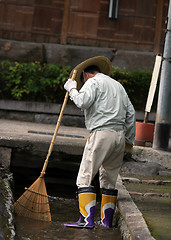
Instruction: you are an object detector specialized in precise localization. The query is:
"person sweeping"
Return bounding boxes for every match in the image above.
[64,56,135,229]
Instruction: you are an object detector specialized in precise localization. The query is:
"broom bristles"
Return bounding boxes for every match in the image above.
[14,177,51,222]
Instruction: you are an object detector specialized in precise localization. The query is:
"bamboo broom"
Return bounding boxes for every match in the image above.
[14,70,77,222]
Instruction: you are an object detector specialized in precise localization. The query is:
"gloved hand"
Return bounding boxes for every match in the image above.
[64,78,77,92]
[125,142,133,153]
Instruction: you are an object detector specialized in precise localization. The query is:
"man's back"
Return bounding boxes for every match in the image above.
[81,73,130,132]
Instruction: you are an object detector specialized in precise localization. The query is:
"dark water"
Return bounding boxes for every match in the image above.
[12,159,121,240]
[15,196,122,240]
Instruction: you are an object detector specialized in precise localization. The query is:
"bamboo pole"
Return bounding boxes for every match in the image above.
[40,69,77,177]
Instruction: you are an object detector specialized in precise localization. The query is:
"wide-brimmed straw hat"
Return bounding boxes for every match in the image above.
[69,56,112,90]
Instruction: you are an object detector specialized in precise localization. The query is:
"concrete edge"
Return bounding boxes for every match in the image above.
[116,175,155,240]
[0,100,156,121]
[0,99,83,116]
[132,146,171,169]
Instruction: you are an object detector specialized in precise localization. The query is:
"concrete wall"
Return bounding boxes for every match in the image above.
[0,100,156,127]
[0,39,156,71]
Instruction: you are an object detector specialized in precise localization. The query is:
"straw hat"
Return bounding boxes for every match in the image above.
[69,56,112,90]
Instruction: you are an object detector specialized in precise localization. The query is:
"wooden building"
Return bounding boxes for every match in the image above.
[0,0,169,54]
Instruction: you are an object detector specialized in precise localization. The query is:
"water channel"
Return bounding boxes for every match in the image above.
[15,197,121,240]
[13,170,122,240]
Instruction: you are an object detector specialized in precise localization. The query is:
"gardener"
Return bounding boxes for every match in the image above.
[64,56,135,229]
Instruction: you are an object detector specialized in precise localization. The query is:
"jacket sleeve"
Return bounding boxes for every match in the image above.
[124,96,136,146]
[69,79,97,110]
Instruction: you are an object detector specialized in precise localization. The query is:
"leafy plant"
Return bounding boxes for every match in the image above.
[0,61,155,110]
[111,67,156,110]
[0,61,71,103]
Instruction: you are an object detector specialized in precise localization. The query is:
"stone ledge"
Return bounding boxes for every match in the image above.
[0,100,83,116]
[116,175,155,240]
[0,39,114,68]
[112,50,156,71]
[132,146,171,169]
[0,100,156,123]
[0,38,156,71]
[0,100,85,127]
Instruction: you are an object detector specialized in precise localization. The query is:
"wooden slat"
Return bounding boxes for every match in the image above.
[154,0,164,53]
[60,0,70,44]
[0,0,169,51]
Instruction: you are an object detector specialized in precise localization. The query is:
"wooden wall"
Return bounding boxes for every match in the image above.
[0,0,64,42]
[0,0,169,53]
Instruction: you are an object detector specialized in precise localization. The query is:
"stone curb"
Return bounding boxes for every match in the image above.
[0,99,155,121]
[129,191,171,198]
[122,177,171,185]
[132,146,171,169]
[0,99,83,116]
[116,175,155,240]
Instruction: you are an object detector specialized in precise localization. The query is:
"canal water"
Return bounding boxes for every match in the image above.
[12,149,122,240]
[14,189,122,240]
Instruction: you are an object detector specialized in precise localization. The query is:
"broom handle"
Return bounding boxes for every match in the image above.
[40,70,77,177]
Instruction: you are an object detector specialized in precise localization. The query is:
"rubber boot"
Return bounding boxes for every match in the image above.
[100,188,118,228]
[65,186,96,229]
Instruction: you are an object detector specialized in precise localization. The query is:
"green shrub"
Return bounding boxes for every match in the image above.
[111,67,156,111]
[0,61,71,103]
[0,61,156,110]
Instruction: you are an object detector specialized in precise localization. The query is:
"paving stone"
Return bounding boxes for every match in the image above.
[141,180,163,185]
[121,161,166,176]
[159,171,171,176]
[122,177,141,183]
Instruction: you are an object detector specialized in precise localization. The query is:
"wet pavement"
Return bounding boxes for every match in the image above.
[0,119,89,156]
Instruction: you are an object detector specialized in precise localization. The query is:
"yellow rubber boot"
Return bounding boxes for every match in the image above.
[65,187,96,228]
[101,188,118,228]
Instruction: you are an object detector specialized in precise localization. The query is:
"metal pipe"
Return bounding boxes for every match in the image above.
[153,0,171,150]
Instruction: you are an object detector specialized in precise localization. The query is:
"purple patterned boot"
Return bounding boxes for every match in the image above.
[100,188,118,228]
[65,187,96,229]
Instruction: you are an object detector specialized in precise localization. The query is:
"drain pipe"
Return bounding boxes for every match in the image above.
[153,0,171,151]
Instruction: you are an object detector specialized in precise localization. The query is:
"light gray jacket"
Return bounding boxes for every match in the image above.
[69,73,135,145]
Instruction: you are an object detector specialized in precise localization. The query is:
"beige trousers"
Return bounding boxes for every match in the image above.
[76,129,125,189]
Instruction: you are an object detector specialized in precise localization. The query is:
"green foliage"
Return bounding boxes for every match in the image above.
[0,61,155,110]
[111,67,154,110]
[0,61,71,103]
